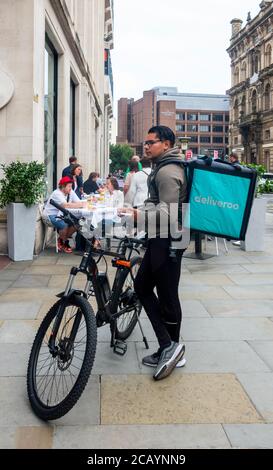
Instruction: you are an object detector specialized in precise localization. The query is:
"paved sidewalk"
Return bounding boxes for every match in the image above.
[0,210,273,449]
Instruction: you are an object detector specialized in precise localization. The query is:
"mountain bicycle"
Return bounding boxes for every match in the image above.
[27,200,148,421]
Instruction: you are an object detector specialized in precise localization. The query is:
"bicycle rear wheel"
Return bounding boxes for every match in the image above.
[27,295,97,421]
[111,256,142,341]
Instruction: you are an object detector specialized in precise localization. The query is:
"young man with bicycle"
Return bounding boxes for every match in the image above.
[119,125,188,381]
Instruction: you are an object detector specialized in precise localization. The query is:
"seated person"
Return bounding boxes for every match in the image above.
[106,177,124,208]
[83,172,99,195]
[43,176,86,253]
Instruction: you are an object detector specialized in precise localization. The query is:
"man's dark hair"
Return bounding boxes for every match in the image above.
[89,172,98,180]
[148,126,176,147]
[69,156,77,164]
[141,157,151,168]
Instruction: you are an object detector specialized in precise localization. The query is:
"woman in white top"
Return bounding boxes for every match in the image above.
[123,161,139,206]
[129,157,152,207]
[106,177,124,208]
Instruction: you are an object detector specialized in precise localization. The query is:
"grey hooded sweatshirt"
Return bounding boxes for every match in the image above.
[138,147,188,241]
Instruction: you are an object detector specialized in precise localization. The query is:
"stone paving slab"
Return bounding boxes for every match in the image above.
[136,341,270,374]
[181,300,211,318]
[180,286,232,301]
[0,270,22,281]
[0,320,41,344]
[186,264,250,274]
[182,318,273,341]
[0,343,31,376]
[202,300,273,318]
[237,373,273,422]
[0,287,59,302]
[248,341,273,371]
[0,281,14,294]
[182,274,235,286]
[0,426,54,449]
[53,424,231,449]
[48,274,87,289]
[242,264,273,274]
[0,301,42,320]
[23,265,72,276]
[31,257,58,266]
[223,285,273,300]
[227,273,273,285]
[101,374,263,425]
[0,377,46,426]
[92,342,140,375]
[224,424,273,449]
[12,275,50,288]
[54,376,100,426]
[7,261,33,271]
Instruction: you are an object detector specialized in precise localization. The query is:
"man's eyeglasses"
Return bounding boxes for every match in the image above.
[143,139,161,147]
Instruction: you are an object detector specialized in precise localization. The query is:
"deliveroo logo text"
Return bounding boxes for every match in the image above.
[194,196,240,211]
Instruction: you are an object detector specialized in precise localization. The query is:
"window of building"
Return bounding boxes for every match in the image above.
[225,115,230,122]
[70,78,76,157]
[234,137,238,145]
[44,34,58,196]
[265,83,271,111]
[252,90,257,113]
[200,136,211,143]
[251,52,260,75]
[241,95,246,118]
[265,129,271,140]
[191,147,198,155]
[187,124,198,132]
[234,66,239,85]
[234,99,239,121]
[176,113,185,120]
[176,124,185,132]
[188,135,198,143]
[213,137,224,144]
[241,62,247,81]
[265,44,272,67]
[213,126,223,133]
[200,125,211,132]
[225,137,229,145]
[200,114,211,121]
[213,114,224,122]
[225,126,229,133]
[187,113,198,121]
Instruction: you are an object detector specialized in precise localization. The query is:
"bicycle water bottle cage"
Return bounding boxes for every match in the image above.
[113,340,128,356]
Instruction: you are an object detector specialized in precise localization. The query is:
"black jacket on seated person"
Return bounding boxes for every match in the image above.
[83,179,99,194]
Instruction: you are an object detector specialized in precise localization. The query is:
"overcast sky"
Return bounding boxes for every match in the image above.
[111,0,261,113]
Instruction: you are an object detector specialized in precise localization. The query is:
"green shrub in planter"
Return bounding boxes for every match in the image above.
[0,161,46,208]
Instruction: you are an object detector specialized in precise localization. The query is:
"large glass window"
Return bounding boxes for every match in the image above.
[44,35,58,195]
[213,126,224,133]
[213,136,224,144]
[200,125,211,132]
[187,113,198,121]
[187,124,198,132]
[176,124,185,132]
[200,114,211,121]
[200,136,211,144]
[70,78,76,156]
[213,114,224,122]
[188,135,198,143]
[176,113,185,121]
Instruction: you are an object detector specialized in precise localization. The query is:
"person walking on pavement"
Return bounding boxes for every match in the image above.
[129,157,152,207]
[118,126,187,381]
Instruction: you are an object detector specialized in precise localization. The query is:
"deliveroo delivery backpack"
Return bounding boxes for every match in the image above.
[186,157,258,241]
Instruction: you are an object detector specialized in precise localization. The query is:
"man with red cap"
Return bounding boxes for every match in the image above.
[43,176,87,253]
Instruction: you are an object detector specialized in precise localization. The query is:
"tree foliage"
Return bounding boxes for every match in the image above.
[109,144,134,173]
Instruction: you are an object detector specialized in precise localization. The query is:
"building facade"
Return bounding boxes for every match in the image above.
[227,0,273,170]
[117,87,230,157]
[0,0,114,253]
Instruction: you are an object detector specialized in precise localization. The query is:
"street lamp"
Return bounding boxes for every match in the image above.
[177,136,192,159]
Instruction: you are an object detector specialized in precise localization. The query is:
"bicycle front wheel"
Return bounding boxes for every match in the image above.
[27,295,97,421]
[111,256,142,341]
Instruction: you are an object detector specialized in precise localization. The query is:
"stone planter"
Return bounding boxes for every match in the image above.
[241,197,267,252]
[7,203,38,261]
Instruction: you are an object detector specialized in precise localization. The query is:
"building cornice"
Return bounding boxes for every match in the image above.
[227,6,273,53]
[50,0,103,115]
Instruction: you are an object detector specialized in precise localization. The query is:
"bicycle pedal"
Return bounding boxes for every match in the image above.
[113,340,127,356]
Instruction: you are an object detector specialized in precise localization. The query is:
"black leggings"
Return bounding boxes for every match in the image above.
[134,241,183,349]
